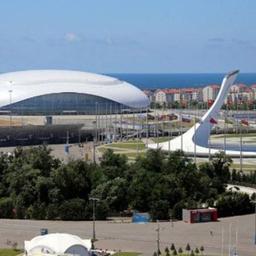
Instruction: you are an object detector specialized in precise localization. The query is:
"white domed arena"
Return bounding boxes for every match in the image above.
[0,70,149,115]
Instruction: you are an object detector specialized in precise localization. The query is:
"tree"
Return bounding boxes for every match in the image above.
[59,198,86,220]
[170,243,176,251]
[199,246,204,255]
[100,149,128,179]
[172,249,177,256]
[150,200,170,221]
[51,160,92,200]
[185,243,191,255]
[137,149,165,173]
[95,200,109,220]
[0,197,14,218]
[190,250,195,256]
[127,169,154,211]
[216,191,254,217]
[195,248,199,255]
[178,248,183,255]
[210,152,232,183]
[91,177,128,213]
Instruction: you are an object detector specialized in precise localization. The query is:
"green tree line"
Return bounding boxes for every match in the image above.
[0,146,254,220]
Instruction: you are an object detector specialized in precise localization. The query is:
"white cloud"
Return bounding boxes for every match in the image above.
[64,32,80,43]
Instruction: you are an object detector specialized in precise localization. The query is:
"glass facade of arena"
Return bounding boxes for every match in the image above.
[0,93,134,115]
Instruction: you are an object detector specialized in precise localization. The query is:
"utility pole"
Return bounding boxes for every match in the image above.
[156,220,160,256]
[252,200,256,245]
[89,197,100,243]
[8,88,13,127]
[254,200,256,245]
[239,124,243,172]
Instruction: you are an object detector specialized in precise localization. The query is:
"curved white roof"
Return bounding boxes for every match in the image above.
[25,233,91,254]
[0,70,149,108]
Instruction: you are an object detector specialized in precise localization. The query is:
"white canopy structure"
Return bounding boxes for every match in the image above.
[24,233,91,256]
[148,70,256,157]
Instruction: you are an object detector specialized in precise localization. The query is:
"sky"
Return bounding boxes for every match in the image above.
[0,0,256,73]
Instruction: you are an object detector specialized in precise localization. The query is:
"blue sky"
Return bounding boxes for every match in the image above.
[0,0,255,73]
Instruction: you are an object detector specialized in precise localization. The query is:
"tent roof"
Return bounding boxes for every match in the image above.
[25,233,91,254]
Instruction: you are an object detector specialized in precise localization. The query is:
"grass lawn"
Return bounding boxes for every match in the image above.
[106,142,145,150]
[123,152,145,158]
[0,249,22,256]
[152,137,173,143]
[231,163,256,171]
[98,147,127,153]
[113,252,141,256]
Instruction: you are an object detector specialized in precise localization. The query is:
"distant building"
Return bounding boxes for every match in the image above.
[202,85,220,102]
[143,89,155,102]
[154,89,179,105]
[251,84,256,100]
[226,84,254,105]
[154,88,202,106]
[181,88,203,103]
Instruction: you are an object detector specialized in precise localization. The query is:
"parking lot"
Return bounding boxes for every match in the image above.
[0,214,255,256]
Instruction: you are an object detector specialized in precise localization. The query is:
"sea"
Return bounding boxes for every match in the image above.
[108,73,256,90]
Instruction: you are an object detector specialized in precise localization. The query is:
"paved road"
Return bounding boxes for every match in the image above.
[0,214,255,256]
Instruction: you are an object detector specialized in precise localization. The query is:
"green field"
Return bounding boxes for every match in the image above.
[231,163,256,171]
[106,142,145,150]
[152,136,173,143]
[122,152,145,158]
[114,252,141,256]
[0,249,22,256]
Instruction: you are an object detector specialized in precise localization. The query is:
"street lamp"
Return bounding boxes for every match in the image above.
[252,199,256,245]
[8,89,12,126]
[156,220,160,256]
[8,81,13,127]
[89,197,100,243]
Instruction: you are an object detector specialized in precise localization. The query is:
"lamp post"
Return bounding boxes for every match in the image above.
[8,81,13,126]
[89,197,100,243]
[252,200,256,245]
[156,220,160,256]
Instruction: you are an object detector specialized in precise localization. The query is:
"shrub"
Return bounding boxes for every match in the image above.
[59,198,86,220]
[0,197,14,218]
[150,200,170,221]
[185,243,191,252]
[96,200,109,220]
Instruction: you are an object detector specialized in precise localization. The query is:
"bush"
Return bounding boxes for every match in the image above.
[96,200,109,220]
[216,192,254,217]
[46,204,60,220]
[59,198,86,220]
[0,198,14,218]
[150,200,170,221]
[26,203,47,220]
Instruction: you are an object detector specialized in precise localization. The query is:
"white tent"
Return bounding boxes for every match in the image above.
[24,233,91,256]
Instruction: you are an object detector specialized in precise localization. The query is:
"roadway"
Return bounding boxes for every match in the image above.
[0,214,255,256]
